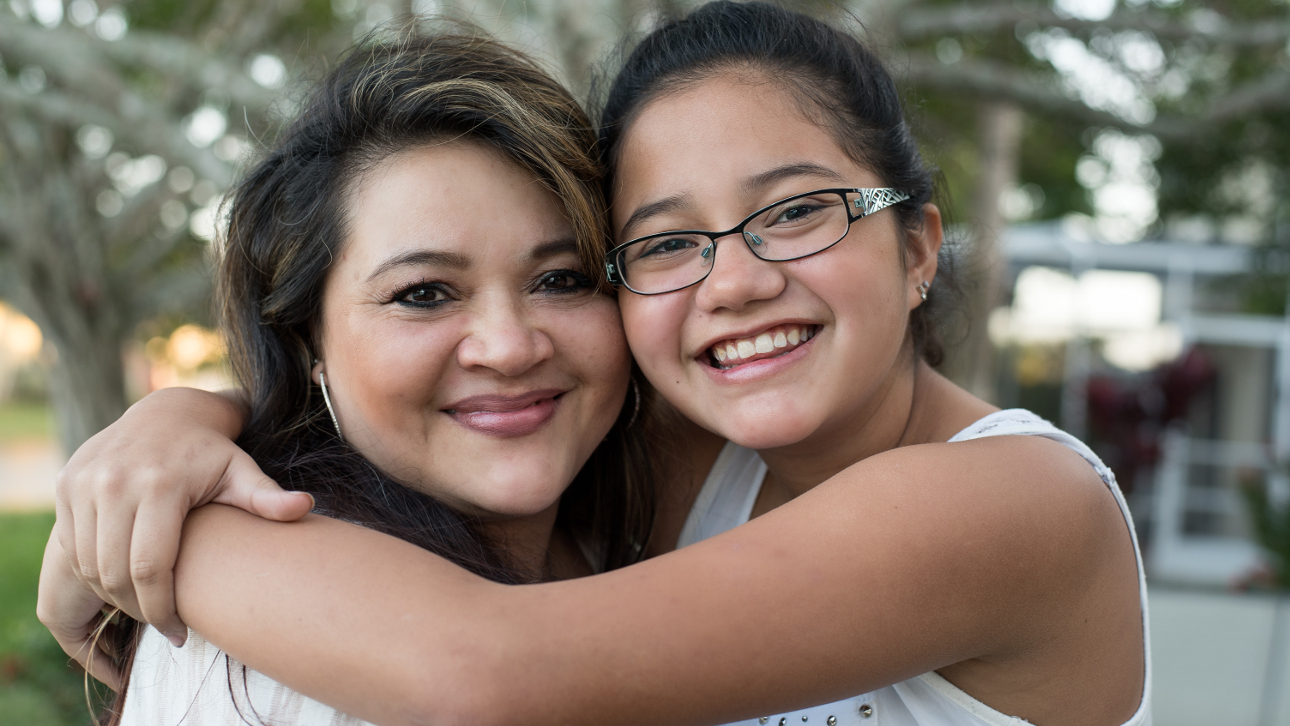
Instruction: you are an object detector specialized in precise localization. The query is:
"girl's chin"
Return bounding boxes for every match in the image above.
[708,415,817,452]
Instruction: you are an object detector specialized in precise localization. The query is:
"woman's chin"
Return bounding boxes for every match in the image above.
[456,476,569,520]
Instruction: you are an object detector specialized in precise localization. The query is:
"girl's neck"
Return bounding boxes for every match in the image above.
[754,361,993,510]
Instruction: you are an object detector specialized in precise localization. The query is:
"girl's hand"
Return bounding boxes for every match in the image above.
[36,532,122,691]
[52,387,313,646]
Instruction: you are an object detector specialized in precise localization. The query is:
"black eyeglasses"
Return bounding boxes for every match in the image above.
[604,188,910,295]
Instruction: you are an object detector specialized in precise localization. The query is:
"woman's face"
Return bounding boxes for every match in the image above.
[315,141,630,521]
[612,73,940,451]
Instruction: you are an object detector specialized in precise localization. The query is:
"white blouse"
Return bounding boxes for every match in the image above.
[121,624,372,726]
[677,409,1153,726]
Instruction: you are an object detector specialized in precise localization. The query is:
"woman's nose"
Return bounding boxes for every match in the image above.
[694,236,787,313]
[456,297,554,376]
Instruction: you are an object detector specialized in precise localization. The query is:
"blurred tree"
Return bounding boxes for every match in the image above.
[1,0,1286,452]
[0,0,343,452]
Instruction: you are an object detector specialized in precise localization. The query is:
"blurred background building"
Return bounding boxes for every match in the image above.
[0,0,1287,723]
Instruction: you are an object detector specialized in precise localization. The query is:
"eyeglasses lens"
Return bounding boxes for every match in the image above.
[619,192,851,294]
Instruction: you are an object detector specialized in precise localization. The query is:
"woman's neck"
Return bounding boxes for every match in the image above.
[477,501,592,582]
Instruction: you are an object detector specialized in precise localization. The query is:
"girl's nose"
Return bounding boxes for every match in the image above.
[694,236,787,313]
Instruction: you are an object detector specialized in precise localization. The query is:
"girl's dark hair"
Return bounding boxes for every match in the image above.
[99,27,658,726]
[597,0,959,366]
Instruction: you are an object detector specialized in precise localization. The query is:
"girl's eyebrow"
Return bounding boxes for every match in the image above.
[620,162,849,238]
[741,162,848,193]
[366,249,471,281]
[620,194,691,239]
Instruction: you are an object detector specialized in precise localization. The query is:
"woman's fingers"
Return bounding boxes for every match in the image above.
[212,449,312,521]
[130,498,189,646]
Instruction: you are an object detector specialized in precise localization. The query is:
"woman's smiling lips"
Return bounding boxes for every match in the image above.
[444,389,566,437]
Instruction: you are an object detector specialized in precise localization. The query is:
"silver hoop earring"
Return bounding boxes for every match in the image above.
[626,378,642,428]
[318,371,343,438]
[918,281,931,301]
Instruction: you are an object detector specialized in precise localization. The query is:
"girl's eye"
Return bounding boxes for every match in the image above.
[773,203,821,225]
[641,236,698,259]
[395,284,450,307]
[536,270,593,293]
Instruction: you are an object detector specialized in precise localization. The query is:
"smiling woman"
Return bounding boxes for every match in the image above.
[39,29,658,726]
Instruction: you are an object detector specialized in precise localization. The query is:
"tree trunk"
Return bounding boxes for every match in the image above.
[46,332,128,456]
[941,100,1023,402]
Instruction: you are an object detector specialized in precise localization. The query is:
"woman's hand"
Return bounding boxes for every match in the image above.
[36,532,122,691]
[53,386,313,646]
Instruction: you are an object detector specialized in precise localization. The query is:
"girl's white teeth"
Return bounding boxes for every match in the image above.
[709,325,816,367]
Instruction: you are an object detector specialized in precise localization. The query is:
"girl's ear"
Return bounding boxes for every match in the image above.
[311,359,324,386]
[907,203,944,311]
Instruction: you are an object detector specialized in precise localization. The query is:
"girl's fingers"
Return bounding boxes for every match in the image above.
[71,500,108,603]
[213,449,312,522]
[96,503,142,622]
[37,534,123,691]
[130,498,189,646]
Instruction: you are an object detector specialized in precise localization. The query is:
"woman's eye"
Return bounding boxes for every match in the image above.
[537,270,593,293]
[396,284,449,307]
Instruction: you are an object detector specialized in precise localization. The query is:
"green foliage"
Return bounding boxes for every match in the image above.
[0,512,100,726]
[0,404,52,443]
[1242,477,1290,589]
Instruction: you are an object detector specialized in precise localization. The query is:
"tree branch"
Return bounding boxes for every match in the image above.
[898,54,1195,139]
[1204,69,1290,124]
[0,77,233,185]
[898,3,1290,47]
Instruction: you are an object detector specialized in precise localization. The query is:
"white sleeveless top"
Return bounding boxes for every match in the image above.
[121,625,372,725]
[678,409,1153,726]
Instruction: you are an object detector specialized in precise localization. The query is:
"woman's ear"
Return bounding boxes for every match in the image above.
[907,203,944,310]
[311,359,324,386]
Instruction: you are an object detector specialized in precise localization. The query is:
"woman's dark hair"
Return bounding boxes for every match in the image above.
[97,27,659,726]
[221,29,654,582]
[596,0,960,366]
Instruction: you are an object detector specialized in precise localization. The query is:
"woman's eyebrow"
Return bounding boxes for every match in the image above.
[367,249,471,281]
[527,238,579,261]
[741,162,849,194]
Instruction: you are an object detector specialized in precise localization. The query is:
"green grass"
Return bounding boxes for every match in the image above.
[0,403,53,443]
[0,512,97,726]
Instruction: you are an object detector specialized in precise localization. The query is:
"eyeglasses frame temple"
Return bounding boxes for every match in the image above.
[849,188,912,220]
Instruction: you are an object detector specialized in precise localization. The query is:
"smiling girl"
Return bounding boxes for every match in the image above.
[42,4,1148,726]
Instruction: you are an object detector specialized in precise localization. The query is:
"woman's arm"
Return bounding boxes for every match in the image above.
[175,434,1138,726]
[54,386,313,645]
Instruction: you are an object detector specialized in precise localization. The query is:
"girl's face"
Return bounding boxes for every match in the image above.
[316,141,630,521]
[612,74,940,451]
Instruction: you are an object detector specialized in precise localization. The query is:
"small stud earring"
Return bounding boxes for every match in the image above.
[918,280,931,301]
